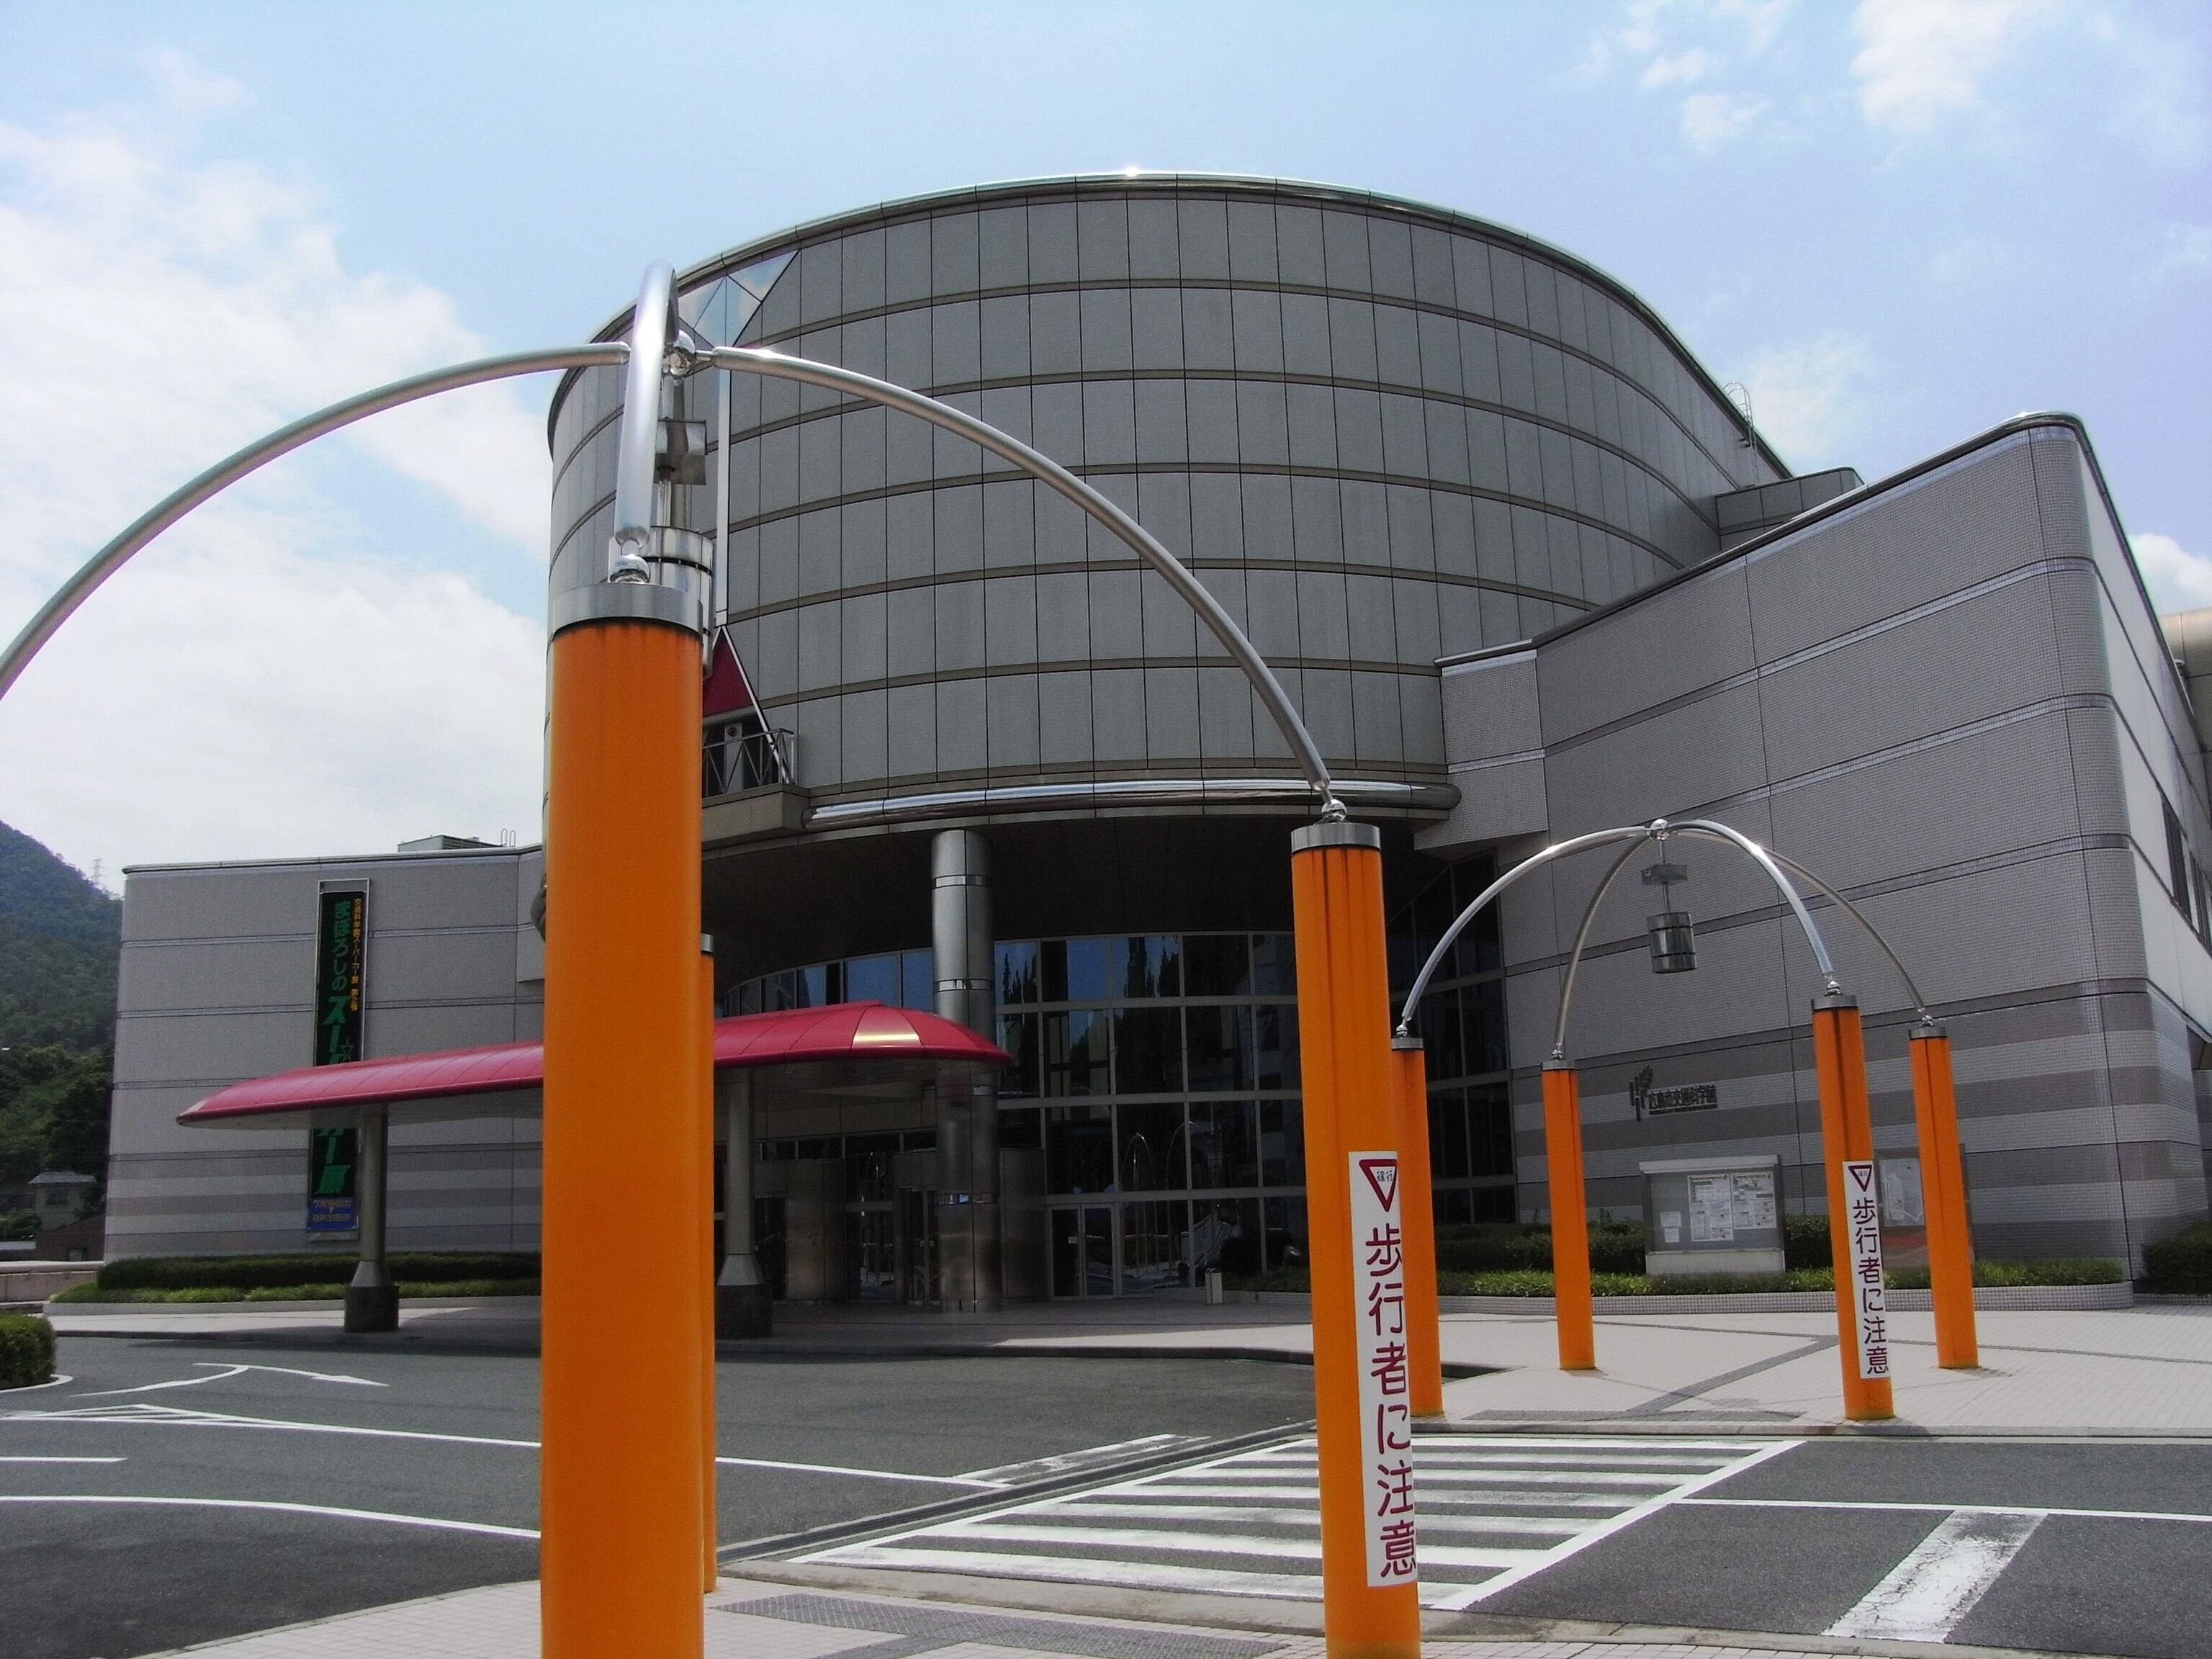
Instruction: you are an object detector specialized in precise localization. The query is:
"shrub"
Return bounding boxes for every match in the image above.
[0,1210,39,1243]
[51,1275,541,1305]
[1784,1215,1831,1270]
[2144,1223,2212,1295]
[0,1313,55,1388]
[1887,1258,2125,1290]
[97,1251,539,1292]
[1434,1222,1645,1276]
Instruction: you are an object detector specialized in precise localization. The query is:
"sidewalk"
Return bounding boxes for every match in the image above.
[143,1573,1998,1658]
[46,1293,2212,1436]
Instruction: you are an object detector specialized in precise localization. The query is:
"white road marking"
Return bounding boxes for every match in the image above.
[1827,1509,2043,1641]
[0,1374,73,1394]
[960,1431,1190,1483]
[0,1456,125,1463]
[0,1493,535,1539]
[6,1402,992,1487]
[1681,1496,2212,1526]
[807,1434,1798,1609]
[1427,1439,1799,1611]
[73,1362,385,1398]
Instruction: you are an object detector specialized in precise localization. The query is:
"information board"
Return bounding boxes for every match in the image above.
[1348,1150,1418,1587]
[314,888,368,1066]
[1843,1159,1890,1380]
[307,1123,358,1233]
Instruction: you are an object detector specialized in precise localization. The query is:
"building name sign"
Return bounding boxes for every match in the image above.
[307,1124,358,1235]
[1843,1159,1890,1380]
[1348,1150,1418,1588]
[1629,1067,1719,1118]
[314,889,368,1067]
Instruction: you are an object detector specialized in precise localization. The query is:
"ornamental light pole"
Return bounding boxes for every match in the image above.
[1,262,1424,1659]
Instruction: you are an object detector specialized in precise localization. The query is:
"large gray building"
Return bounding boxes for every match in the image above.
[107,176,2211,1297]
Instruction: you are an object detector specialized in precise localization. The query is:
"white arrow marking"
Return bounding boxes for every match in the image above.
[73,1362,386,1398]
[0,1456,125,1464]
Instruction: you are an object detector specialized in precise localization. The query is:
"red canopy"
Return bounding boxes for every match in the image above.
[178,1002,1007,1125]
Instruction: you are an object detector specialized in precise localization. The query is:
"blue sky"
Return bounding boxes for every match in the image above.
[1,1,2207,879]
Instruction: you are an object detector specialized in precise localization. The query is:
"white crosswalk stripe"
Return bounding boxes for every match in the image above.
[803,1434,1794,1609]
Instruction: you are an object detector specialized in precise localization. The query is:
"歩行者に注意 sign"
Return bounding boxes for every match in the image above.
[1349,1150,1418,1586]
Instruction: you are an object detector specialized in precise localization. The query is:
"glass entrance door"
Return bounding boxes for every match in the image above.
[1050,1204,1115,1298]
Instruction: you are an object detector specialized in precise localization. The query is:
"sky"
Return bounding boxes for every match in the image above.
[1,0,2207,887]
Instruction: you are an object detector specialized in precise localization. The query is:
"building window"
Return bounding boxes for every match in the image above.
[2164,797,2193,929]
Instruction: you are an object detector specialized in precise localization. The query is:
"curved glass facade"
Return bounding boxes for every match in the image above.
[550,176,1781,816]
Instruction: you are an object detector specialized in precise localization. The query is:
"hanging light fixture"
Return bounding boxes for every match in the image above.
[1640,858,1696,974]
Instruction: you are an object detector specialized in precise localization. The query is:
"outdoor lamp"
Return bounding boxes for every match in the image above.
[1640,859,1696,974]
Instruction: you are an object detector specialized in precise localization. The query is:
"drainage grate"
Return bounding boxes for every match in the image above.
[717,1591,1286,1658]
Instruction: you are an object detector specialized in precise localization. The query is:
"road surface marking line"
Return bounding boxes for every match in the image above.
[1430,1439,1798,1611]
[6,1406,992,1486]
[927,1519,1545,1570]
[958,1431,1187,1481]
[0,1493,534,1539]
[1827,1510,2042,1641]
[1680,1496,2212,1526]
[71,1362,385,1398]
[0,1374,73,1393]
[0,1456,125,1463]
[1033,1501,1587,1537]
[818,1543,1331,1600]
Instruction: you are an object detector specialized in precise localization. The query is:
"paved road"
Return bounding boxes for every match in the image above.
[799,1431,2212,1658]
[0,1336,1315,1659]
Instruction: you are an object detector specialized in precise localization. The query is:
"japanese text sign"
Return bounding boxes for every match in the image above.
[1349,1149,1418,1587]
[1843,1159,1889,1381]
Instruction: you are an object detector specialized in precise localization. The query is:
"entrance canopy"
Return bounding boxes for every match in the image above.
[177,1001,1007,1126]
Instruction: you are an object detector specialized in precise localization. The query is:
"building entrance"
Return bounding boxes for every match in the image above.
[1050,1204,1115,1298]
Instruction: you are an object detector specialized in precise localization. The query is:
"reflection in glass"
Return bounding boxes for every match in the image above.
[1112,1007,1184,1094]
[1469,1080,1514,1177]
[1042,937,1112,1001]
[1253,1004,1298,1090]
[1117,1102,1188,1192]
[1182,934,1251,997]
[1184,1004,1250,1092]
[1046,1105,1114,1194]
[1189,1100,1259,1189]
[900,950,933,1010]
[1263,1195,1308,1270]
[845,953,900,1004]
[1250,933,1296,995]
[1043,1010,1110,1096]
[997,1012,1040,1098]
[999,1106,1043,1149]
[1259,1100,1304,1187]
[845,1133,899,1203]
[1120,935,1182,998]
[1120,1199,1190,1292]
[1189,1196,1262,1276]
[996,940,1039,1005]
[847,1208,897,1301]
[1430,1090,1471,1180]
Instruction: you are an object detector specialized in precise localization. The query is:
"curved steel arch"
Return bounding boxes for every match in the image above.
[0,344,631,703]
[1396,819,1945,1063]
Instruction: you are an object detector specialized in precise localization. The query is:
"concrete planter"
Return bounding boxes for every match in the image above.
[1233,1282,2136,1315]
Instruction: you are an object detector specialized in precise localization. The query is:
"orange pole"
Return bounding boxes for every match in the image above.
[1910,1027,1978,1369]
[1390,1035,1444,1419]
[1291,822,1421,1659]
[698,944,719,1590]
[1811,995,1895,1421]
[541,616,706,1659]
[1541,1063,1596,1372]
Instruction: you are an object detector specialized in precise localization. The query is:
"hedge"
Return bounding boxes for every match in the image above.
[1888,1258,2125,1290]
[2144,1223,2212,1294]
[96,1251,539,1292]
[1434,1223,1645,1276]
[52,1277,541,1305]
[0,1313,55,1388]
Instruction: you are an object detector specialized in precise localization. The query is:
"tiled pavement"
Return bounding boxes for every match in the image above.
[143,1577,1925,1658]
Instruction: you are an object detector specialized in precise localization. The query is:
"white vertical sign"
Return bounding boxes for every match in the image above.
[1349,1149,1418,1587]
[1843,1159,1890,1381]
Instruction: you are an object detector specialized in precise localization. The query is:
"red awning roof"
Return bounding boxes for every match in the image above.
[177,1002,1007,1126]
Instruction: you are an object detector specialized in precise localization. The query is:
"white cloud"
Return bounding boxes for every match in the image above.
[2132,533,2212,616]
[1850,0,2058,133]
[2091,11,2210,164]
[2145,222,2212,283]
[1681,91,1771,150]
[1642,47,1717,89]
[0,65,552,875]
[1737,333,1880,466]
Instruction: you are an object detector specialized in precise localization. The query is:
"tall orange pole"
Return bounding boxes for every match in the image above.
[1390,1035,1444,1419]
[1811,994,1895,1421]
[1541,1061,1596,1372]
[541,613,707,1659]
[1292,822,1421,1659]
[698,943,719,1590]
[1910,1025,1978,1369]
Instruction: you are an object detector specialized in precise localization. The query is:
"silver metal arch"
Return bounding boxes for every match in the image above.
[1395,818,1869,1060]
[1766,847,1933,1022]
[612,263,676,571]
[700,343,1339,814]
[0,343,630,703]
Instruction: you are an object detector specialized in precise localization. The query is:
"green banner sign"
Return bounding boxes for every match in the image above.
[307,1123,358,1233]
[314,889,367,1066]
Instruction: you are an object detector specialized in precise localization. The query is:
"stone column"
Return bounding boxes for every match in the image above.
[343,1102,398,1333]
[932,827,1001,1310]
[715,1069,770,1336]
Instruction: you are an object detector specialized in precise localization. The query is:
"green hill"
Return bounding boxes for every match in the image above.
[0,819,122,1051]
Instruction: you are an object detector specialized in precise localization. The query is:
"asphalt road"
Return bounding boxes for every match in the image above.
[8,1338,2211,1659]
[0,1336,1315,1659]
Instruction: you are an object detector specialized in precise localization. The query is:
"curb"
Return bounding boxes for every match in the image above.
[1238,1285,2139,1313]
